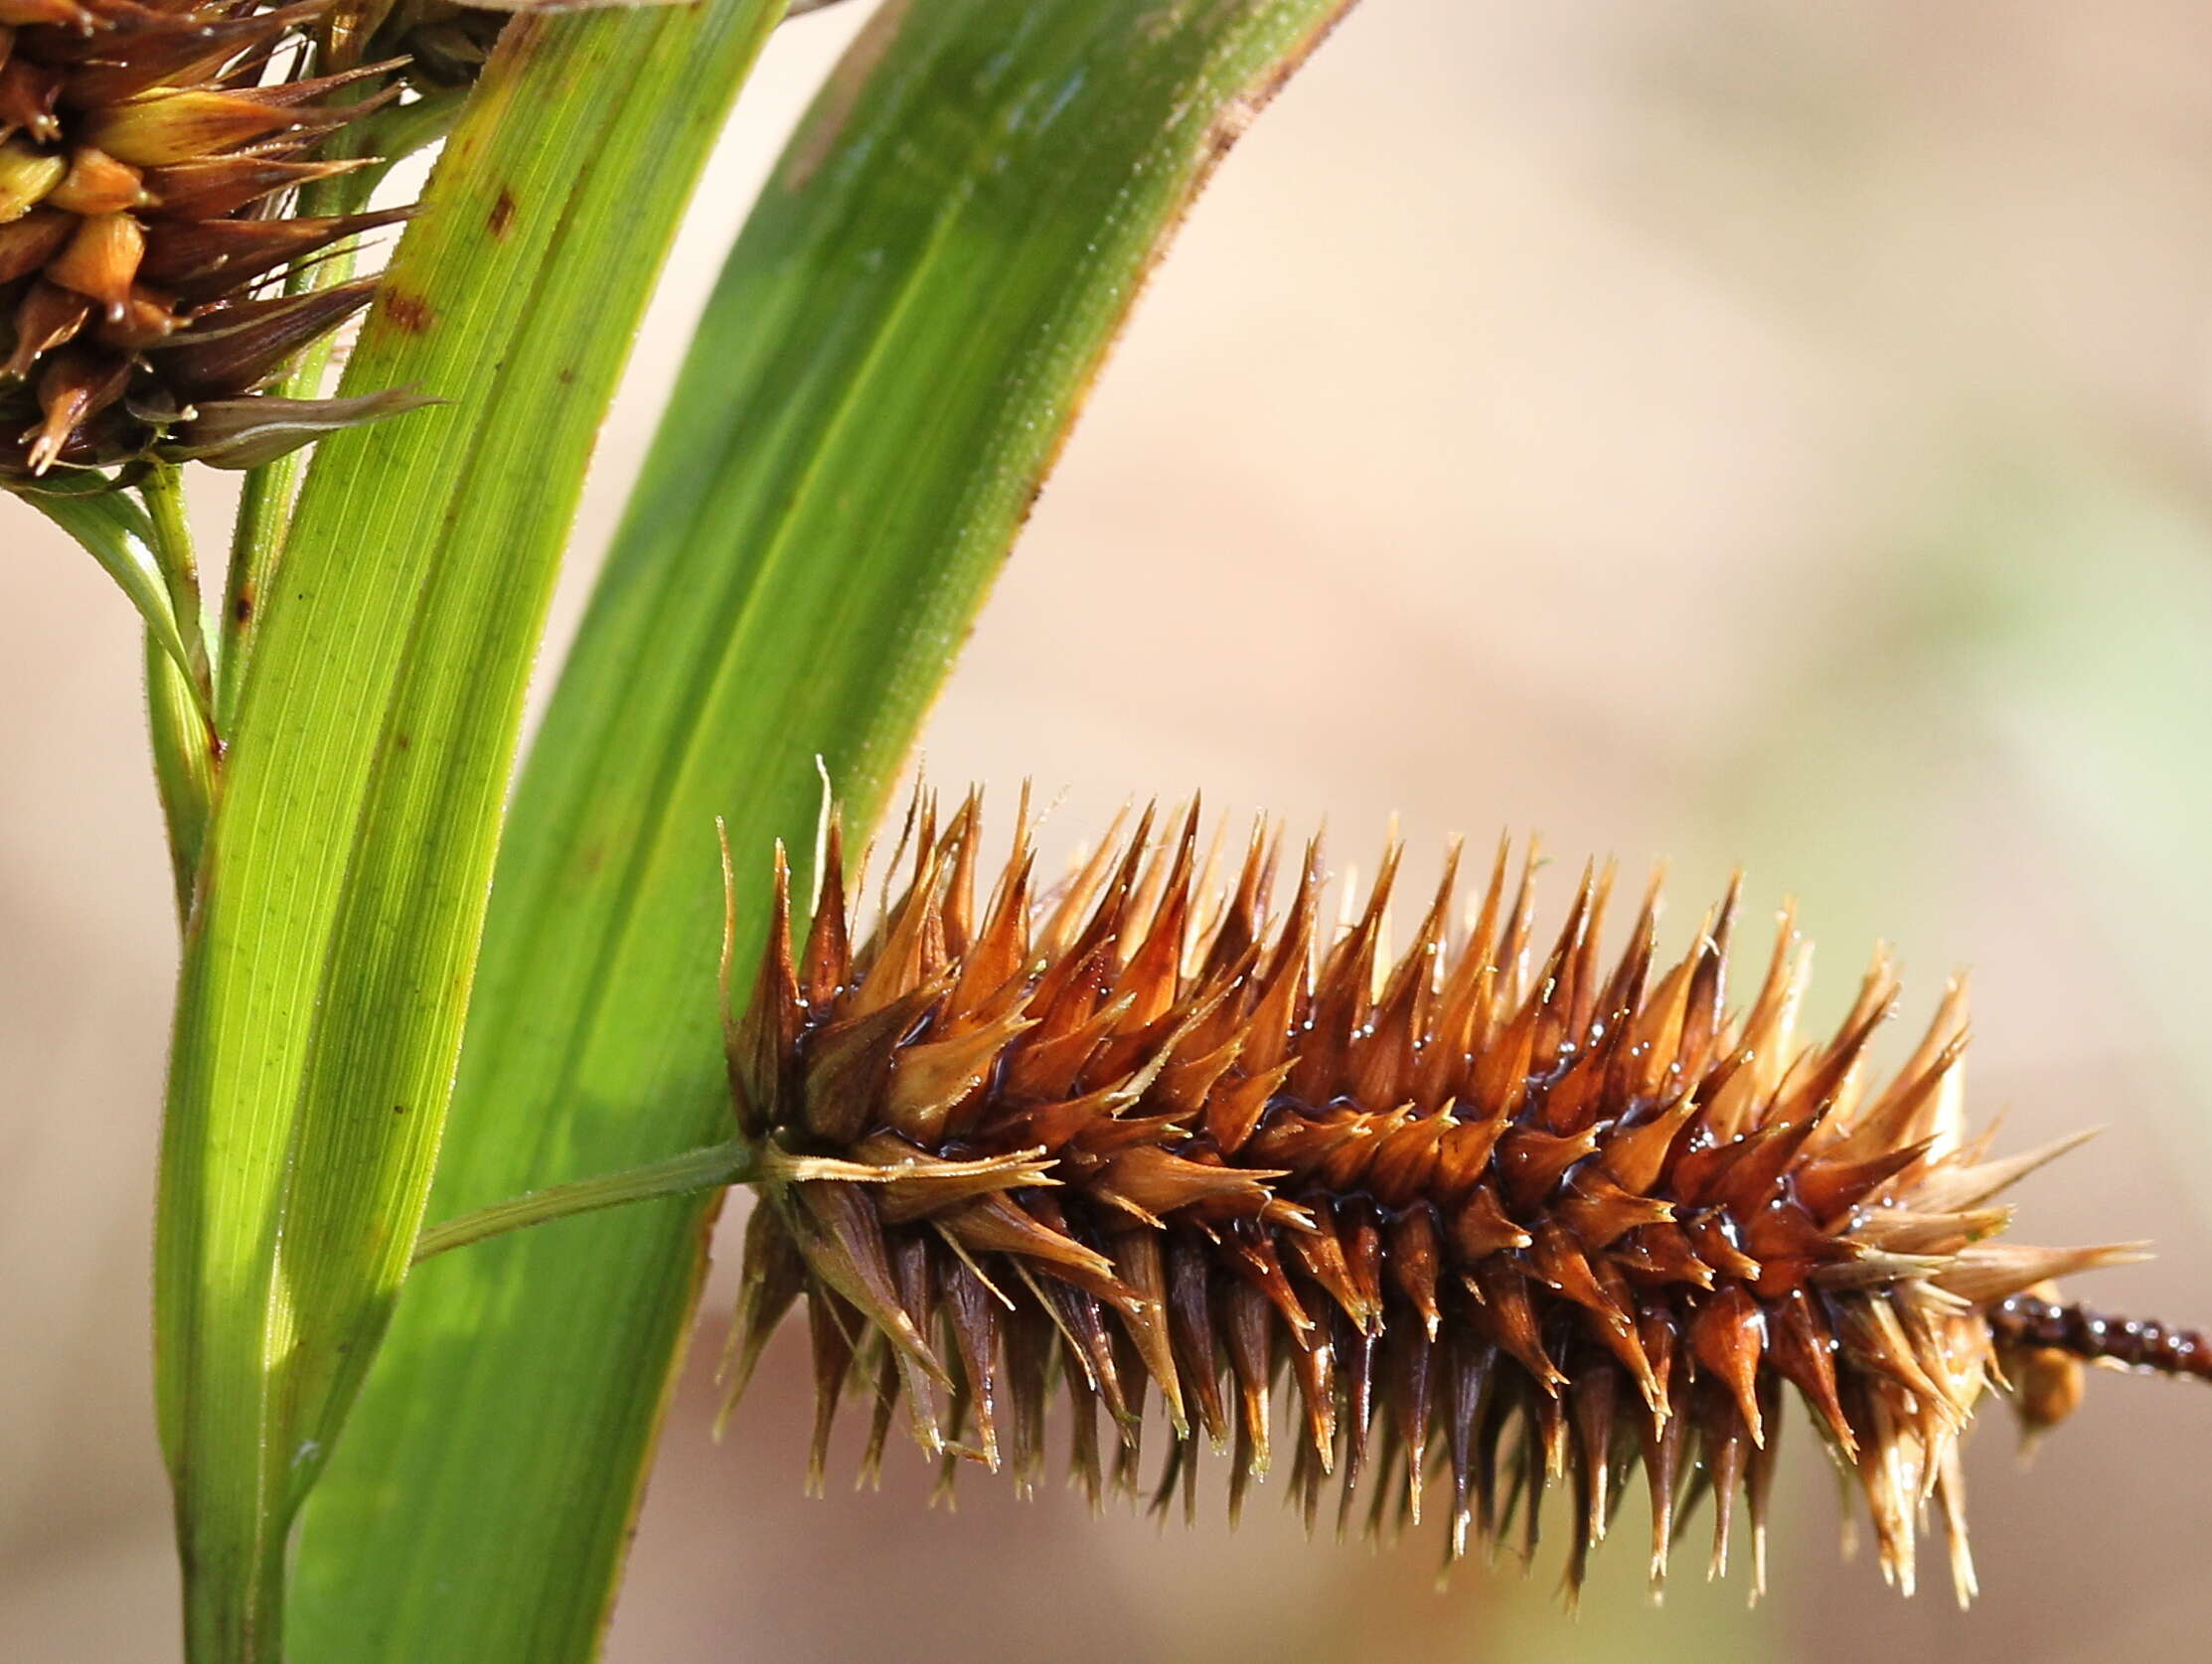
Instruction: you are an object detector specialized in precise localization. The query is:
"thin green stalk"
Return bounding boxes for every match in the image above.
[147,637,219,921]
[137,465,221,911]
[32,489,214,906]
[139,463,213,703]
[28,489,206,710]
[413,1139,754,1263]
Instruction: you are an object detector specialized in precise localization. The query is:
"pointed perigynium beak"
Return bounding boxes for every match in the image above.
[717,788,2180,1605]
[0,3,412,487]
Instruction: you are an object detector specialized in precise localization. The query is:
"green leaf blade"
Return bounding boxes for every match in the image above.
[151,5,788,1657]
[295,2,1354,1659]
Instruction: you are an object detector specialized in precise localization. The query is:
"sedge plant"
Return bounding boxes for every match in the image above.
[5,3,2204,1662]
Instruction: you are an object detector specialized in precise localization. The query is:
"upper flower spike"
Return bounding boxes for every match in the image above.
[719,786,2186,1605]
[0,0,417,486]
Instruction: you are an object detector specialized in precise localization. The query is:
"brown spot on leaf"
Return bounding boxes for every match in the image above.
[383,289,435,336]
[488,189,518,239]
[232,584,253,625]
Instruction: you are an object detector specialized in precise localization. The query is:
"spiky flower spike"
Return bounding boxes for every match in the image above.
[0,0,415,485]
[722,791,2198,1605]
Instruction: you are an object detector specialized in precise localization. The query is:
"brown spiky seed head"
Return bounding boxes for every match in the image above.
[0,0,418,486]
[722,789,2147,1604]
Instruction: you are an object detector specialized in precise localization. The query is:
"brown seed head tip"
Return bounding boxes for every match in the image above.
[0,5,413,490]
[717,787,2192,1600]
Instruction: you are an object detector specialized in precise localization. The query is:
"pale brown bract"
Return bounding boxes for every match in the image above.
[719,787,2143,1605]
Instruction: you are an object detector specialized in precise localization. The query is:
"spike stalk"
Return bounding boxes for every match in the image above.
[33,485,219,915]
[1989,1293,2212,1382]
[146,635,219,919]
[139,463,214,698]
[137,462,221,910]
[413,1139,755,1264]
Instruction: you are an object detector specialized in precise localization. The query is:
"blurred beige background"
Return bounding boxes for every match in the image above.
[7,1,2212,1658]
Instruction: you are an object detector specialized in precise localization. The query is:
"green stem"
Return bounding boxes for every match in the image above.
[140,462,213,701]
[413,1139,755,1263]
[181,1530,286,1664]
[33,486,217,907]
[348,87,471,202]
[137,465,221,913]
[147,636,219,921]
[30,489,208,716]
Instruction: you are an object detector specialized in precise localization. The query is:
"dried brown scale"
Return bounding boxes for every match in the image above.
[0,0,417,487]
[720,788,2167,1604]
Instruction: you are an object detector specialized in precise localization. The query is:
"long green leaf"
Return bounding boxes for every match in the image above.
[152,5,786,1658]
[294,2,1353,1658]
